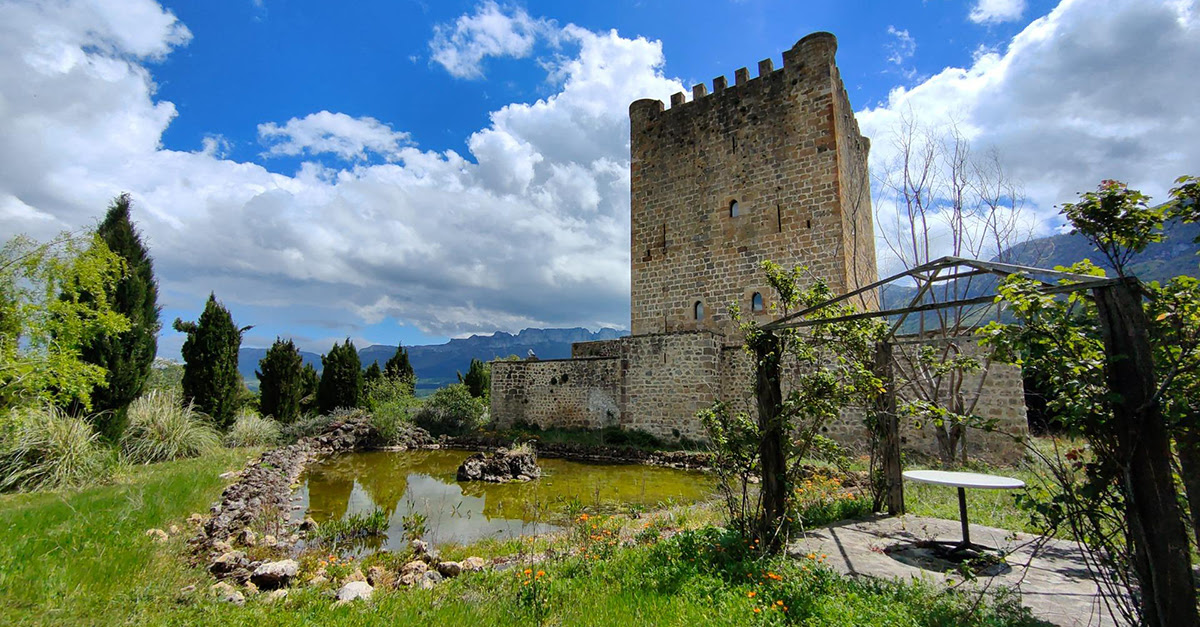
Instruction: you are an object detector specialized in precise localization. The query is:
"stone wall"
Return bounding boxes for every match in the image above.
[629,32,877,338]
[620,331,722,440]
[490,358,622,431]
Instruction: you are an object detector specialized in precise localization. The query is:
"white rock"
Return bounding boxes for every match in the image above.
[335,580,373,603]
[461,556,488,572]
[264,589,288,604]
[145,528,169,543]
[250,559,299,589]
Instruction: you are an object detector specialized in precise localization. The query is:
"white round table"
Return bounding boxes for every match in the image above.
[903,470,1025,553]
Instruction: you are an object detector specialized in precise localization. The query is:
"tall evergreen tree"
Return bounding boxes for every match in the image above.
[299,363,320,414]
[173,294,248,429]
[256,337,304,423]
[384,344,416,393]
[76,193,160,439]
[317,338,362,413]
[457,358,490,399]
[363,361,382,386]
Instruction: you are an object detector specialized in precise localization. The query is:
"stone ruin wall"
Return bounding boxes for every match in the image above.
[490,358,622,431]
[629,32,875,339]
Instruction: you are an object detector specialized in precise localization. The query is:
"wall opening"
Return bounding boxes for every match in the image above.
[729,200,739,217]
[751,292,764,312]
[693,301,705,320]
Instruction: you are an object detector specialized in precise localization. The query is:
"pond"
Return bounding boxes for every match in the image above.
[291,449,714,551]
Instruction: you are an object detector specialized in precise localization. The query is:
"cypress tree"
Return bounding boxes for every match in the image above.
[363,361,382,386]
[173,294,248,429]
[384,344,416,393]
[317,338,362,413]
[457,358,491,399]
[299,363,320,414]
[78,193,161,439]
[256,338,304,423]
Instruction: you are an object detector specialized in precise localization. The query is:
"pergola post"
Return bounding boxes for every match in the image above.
[874,341,904,515]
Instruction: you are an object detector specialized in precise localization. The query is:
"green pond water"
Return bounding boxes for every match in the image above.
[291,449,714,549]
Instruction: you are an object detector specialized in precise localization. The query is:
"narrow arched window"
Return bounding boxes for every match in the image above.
[694,301,704,320]
[751,292,764,312]
[729,200,739,217]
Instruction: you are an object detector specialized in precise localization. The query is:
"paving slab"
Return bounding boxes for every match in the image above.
[788,515,1119,627]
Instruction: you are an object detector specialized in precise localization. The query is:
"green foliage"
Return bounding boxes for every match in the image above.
[1061,179,1164,276]
[310,508,389,547]
[74,194,161,441]
[1,231,130,411]
[701,260,886,546]
[413,383,486,436]
[363,361,382,391]
[223,411,282,448]
[0,405,114,492]
[457,358,490,399]
[173,294,248,429]
[384,344,416,394]
[255,337,305,423]
[299,363,320,414]
[121,390,220,463]
[317,338,363,414]
[280,412,333,443]
[145,360,183,395]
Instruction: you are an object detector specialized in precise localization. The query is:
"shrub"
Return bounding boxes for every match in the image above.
[121,390,220,463]
[224,411,281,448]
[0,405,113,491]
[280,412,333,442]
[412,383,486,436]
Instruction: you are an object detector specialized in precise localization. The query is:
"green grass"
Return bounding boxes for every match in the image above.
[0,446,1046,626]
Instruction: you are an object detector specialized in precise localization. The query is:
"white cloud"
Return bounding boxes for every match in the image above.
[861,0,1200,272]
[429,1,549,79]
[258,111,413,161]
[885,26,915,66]
[969,0,1027,24]
[0,0,683,349]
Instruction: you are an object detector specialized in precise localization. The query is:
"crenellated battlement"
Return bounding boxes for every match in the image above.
[629,32,838,123]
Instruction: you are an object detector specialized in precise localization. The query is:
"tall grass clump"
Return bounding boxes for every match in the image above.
[224,411,281,448]
[0,405,113,492]
[121,390,219,463]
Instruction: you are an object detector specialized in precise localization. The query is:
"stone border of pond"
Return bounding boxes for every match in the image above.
[187,416,717,594]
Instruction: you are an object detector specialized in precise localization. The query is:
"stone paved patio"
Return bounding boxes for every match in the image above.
[788,515,1119,627]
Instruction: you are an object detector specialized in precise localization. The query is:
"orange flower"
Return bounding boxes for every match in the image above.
[536,570,545,578]
[753,608,761,614]
[776,600,783,606]
[747,591,756,598]
[524,568,533,575]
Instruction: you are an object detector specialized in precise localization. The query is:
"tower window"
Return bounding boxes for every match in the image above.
[751,292,764,312]
[729,200,739,217]
[694,301,704,320]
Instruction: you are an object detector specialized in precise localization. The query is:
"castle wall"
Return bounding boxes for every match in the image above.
[620,332,722,440]
[490,357,622,431]
[629,32,874,338]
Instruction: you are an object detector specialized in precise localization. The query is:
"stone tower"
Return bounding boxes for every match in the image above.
[628,32,877,337]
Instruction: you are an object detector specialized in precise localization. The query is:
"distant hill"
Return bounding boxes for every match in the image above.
[238,327,627,394]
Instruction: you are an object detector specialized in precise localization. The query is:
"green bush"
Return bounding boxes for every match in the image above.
[412,383,486,436]
[121,390,220,463]
[0,405,114,492]
[223,411,281,448]
[279,412,332,442]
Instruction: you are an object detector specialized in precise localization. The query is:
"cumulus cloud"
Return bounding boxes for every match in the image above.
[0,0,683,351]
[861,0,1200,270]
[258,111,413,161]
[969,0,1027,24]
[429,1,550,79]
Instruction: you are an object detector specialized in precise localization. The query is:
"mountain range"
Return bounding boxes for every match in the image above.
[237,327,627,393]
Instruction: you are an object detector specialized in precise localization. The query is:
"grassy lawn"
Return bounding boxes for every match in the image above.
[0,447,1050,626]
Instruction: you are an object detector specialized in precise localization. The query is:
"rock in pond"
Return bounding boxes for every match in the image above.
[456,450,540,483]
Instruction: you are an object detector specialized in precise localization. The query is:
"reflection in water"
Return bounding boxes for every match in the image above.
[293,449,714,550]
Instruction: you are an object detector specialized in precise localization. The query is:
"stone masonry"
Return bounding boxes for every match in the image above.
[489,32,1026,461]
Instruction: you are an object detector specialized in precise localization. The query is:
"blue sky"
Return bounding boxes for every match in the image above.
[1,0,1196,359]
